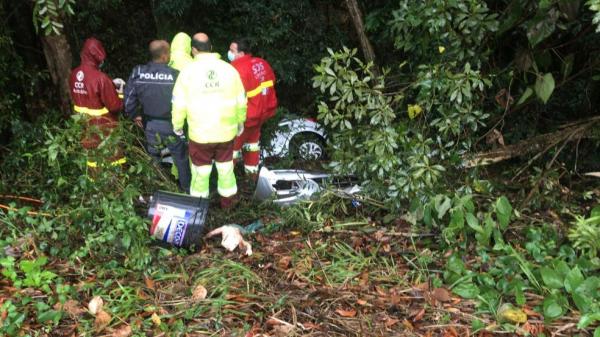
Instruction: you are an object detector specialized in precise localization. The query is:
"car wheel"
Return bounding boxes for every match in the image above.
[290,133,325,160]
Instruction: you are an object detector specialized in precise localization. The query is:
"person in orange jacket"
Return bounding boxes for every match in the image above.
[228,38,278,178]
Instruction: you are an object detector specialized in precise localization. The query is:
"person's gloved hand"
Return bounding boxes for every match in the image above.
[236,123,244,137]
[112,78,125,94]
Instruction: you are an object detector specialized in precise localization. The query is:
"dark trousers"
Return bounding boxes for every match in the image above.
[145,120,191,192]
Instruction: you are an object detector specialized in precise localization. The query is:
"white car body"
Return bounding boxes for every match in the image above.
[263,118,326,160]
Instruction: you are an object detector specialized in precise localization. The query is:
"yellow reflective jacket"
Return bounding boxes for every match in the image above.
[172,53,247,144]
[169,32,192,71]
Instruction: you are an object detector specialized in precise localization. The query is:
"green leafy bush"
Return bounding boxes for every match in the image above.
[1,116,177,270]
[568,206,600,258]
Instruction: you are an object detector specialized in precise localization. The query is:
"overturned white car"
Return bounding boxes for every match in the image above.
[263,118,326,161]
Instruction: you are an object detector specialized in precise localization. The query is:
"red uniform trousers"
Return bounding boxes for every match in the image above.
[233,124,261,174]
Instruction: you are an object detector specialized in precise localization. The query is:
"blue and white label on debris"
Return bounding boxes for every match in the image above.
[150,203,191,247]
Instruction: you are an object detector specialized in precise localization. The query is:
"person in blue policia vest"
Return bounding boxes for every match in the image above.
[123,40,191,192]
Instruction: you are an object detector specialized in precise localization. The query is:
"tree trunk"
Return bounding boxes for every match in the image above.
[463,117,600,167]
[40,33,72,115]
[344,0,377,69]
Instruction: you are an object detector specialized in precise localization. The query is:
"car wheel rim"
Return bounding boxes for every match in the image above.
[298,141,322,160]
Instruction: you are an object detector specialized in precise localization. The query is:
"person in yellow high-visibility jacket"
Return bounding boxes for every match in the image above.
[172,33,247,208]
[169,32,193,71]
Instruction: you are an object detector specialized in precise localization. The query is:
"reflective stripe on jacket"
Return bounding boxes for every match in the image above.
[172,53,247,144]
[231,54,277,127]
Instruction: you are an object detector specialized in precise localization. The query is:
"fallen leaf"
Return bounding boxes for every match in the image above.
[277,256,291,270]
[302,322,320,330]
[401,319,414,330]
[414,282,429,292]
[497,303,527,323]
[88,296,104,316]
[356,299,369,306]
[431,288,452,302]
[358,271,369,287]
[191,284,207,302]
[144,277,155,290]
[266,318,287,326]
[111,325,132,337]
[443,326,459,337]
[335,308,357,318]
[272,324,294,337]
[151,313,161,326]
[94,310,111,332]
[412,308,425,322]
[54,300,86,317]
[375,286,388,297]
[385,317,400,328]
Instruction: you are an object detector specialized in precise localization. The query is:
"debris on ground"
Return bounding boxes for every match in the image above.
[206,225,253,256]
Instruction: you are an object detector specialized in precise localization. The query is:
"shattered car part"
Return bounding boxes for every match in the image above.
[254,167,360,205]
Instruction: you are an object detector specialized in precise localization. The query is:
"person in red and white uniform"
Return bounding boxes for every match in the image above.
[228,38,278,179]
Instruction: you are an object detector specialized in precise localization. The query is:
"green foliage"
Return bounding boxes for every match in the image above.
[388,0,498,65]
[313,0,497,208]
[1,116,177,270]
[590,0,600,32]
[428,195,600,330]
[568,206,600,258]
[32,0,76,35]
[313,48,453,208]
[0,255,68,335]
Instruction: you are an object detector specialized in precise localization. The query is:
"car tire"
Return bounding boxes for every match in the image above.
[289,132,326,161]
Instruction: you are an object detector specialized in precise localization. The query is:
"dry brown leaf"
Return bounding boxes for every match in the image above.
[442,326,459,337]
[266,318,285,326]
[385,317,400,328]
[375,285,388,297]
[151,312,161,326]
[111,325,132,337]
[191,284,207,302]
[272,324,294,337]
[401,319,414,330]
[358,271,369,287]
[302,322,320,330]
[356,299,369,306]
[335,308,357,318]
[54,300,86,317]
[412,308,425,322]
[414,282,429,291]
[277,256,291,270]
[144,277,155,290]
[431,288,452,302]
[88,296,104,316]
[94,310,111,332]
